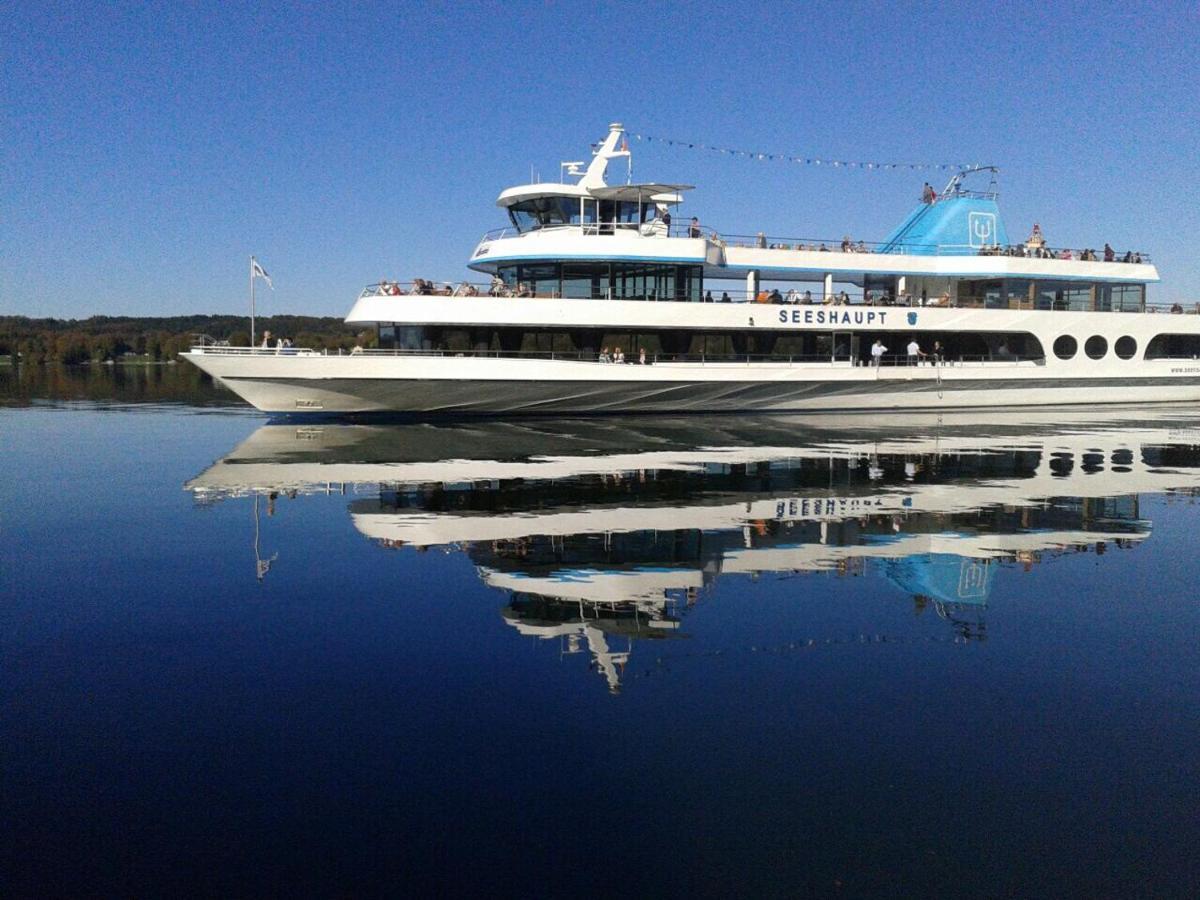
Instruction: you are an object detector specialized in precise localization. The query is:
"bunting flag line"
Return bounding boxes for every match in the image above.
[627,133,979,173]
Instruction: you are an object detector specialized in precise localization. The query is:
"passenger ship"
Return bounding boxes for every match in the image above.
[185,123,1200,414]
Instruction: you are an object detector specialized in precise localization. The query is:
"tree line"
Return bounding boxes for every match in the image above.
[0,315,376,364]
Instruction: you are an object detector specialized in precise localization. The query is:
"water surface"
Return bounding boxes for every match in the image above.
[3,369,1199,896]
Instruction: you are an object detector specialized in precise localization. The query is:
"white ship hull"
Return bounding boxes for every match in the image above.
[186,349,1200,414]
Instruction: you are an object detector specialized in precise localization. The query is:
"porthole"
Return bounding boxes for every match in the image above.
[1053,335,1077,359]
[1115,336,1137,359]
[1085,335,1108,359]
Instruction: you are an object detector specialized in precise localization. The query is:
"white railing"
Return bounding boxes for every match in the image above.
[357,281,1163,312]
[472,221,1152,262]
[188,344,1047,369]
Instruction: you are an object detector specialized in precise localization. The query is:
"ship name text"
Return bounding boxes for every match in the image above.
[778,309,890,326]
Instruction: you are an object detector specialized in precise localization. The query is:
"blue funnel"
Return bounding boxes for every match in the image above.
[879,196,1009,256]
[882,553,995,606]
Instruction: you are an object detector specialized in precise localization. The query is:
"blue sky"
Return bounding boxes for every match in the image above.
[4,0,1198,318]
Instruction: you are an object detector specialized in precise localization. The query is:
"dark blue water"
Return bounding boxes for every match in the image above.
[3,371,1199,896]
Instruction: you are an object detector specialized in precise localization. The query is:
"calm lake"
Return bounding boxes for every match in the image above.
[3,365,1199,896]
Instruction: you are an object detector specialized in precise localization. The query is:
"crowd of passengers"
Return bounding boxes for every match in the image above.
[752,235,871,252]
[977,242,1143,262]
[700,288,954,307]
[596,346,649,365]
[375,277,543,297]
[375,278,482,296]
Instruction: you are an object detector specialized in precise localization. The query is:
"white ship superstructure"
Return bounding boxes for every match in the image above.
[185,124,1200,414]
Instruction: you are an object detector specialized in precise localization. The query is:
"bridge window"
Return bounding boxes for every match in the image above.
[1053,335,1077,359]
[506,197,584,232]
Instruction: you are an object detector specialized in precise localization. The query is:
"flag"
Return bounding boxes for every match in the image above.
[251,258,274,289]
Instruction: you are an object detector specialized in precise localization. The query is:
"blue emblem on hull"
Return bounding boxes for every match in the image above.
[907,311,918,325]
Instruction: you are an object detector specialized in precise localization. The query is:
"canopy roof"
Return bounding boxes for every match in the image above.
[588,183,694,202]
[497,181,694,208]
[496,183,591,207]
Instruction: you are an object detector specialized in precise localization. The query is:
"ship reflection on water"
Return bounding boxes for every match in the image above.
[188,409,1200,692]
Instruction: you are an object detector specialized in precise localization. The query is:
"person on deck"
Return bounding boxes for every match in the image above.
[871,339,887,367]
[906,339,927,365]
[260,331,273,350]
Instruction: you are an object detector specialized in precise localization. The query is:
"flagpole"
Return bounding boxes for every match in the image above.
[250,256,256,348]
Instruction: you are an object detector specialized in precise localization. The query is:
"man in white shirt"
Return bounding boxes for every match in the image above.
[907,339,927,365]
[871,339,887,367]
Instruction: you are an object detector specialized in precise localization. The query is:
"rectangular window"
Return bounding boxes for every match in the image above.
[1063,284,1093,311]
[1004,279,1034,309]
[1111,283,1144,312]
[958,280,1004,308]
[562,264,609,300]
[517,264,560,297]
[397,326,426,350]
[1033,280,1069,310]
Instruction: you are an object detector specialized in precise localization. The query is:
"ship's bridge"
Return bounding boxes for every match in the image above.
[495,181,692,236]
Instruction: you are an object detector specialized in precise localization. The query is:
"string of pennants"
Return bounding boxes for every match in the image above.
[627,132,978,172]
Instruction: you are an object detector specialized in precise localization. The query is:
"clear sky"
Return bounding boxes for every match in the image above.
[4,0,1198,318]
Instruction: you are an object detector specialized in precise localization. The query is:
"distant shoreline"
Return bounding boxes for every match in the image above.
[1,313,369,364]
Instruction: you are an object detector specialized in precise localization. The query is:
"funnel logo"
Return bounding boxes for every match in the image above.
[958,560,990,598]
[968,211,997,248]
[907,311,918,325]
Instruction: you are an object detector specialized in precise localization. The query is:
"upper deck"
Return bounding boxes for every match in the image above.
[465,123,1158,290]
[470,223,1158,286]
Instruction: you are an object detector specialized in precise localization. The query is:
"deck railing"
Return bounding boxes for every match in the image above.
[358,280,1170,312]
[474,223,1151,263]
[187,344,1045,368]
